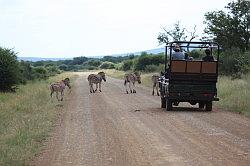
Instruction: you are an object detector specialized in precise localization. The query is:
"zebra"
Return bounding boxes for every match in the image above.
[124,72,141,94]
[87,71,106,93]
[50,78,71,101]
[152,74,160,96]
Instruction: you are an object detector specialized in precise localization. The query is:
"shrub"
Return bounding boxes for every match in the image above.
[59,64,68,71]
[19,61,33,83]
[32,67,48,80]
[121,60,134,71]
[0,47,21,91]
[220,48,249,78]
[99,61,115,69]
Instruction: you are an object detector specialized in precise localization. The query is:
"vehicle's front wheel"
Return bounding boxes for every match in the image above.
[166,99,172,111]
[205,101,212,111]
[161,97,166,108]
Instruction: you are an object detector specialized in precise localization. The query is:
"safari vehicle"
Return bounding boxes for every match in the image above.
[159,41,220,111]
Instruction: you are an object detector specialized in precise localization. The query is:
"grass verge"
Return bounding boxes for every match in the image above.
[215,74,250,117]
[0,72,77,165]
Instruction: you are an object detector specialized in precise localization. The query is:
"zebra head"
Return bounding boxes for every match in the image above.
[98,72,106,82]
[63,78,71,89]
[134,72,141,84]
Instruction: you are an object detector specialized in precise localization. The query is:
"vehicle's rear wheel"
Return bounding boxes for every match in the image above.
[161,97,166,108]
[199,102,205,109]
[205,101,212,111]
[166,99,172,111]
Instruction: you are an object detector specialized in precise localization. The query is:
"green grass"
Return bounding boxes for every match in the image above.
[106,69,250,117]
[0,72,77,165]
[215,74,250,117]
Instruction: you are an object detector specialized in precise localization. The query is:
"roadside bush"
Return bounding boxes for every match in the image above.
[121,60,134,71]
[85,59,101,67]
[134,54,164,71]
[32,67,48,80]
[19,61,33,84]
[0,47,21,91]
[46,65,60,76]
[220,48,250,78]
[58,64,69,71]
[99,61,115,69]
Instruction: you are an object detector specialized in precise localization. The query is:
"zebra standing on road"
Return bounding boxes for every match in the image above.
[87,72,106,93]
[124,72,141,94]
[50,78,71,101]
[152,74,160,96]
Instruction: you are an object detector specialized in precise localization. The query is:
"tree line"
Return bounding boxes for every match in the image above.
[1,0,249,92]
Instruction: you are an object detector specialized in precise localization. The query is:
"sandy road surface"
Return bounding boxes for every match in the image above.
[32,72,250,166]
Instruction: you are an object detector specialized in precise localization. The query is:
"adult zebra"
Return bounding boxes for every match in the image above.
[87,72,106,93]
[50,78,71,101]
[124,72,141,94]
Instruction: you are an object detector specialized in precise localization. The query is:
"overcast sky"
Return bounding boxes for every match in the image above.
[0,0,230,58]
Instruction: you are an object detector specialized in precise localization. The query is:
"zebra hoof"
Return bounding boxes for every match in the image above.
[99,90,102,92]
[126,91,128,94]
[133,90,136,93]
[130,90,133,93]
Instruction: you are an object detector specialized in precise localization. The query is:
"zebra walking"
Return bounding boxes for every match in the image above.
[152,74,160,96]
[50,78,71,101]
[87,72,106,93]
[124,72,141,94]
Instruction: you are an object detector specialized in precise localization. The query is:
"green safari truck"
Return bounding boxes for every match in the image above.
[159,41,220,111]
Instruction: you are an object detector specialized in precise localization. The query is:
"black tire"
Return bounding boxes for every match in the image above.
[161,97,166,108]
[166,99,172,111]
[205,101,212,111]
[199,102,205,109]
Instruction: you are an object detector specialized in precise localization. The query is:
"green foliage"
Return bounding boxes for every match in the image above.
[58,64,69,71]
[32,67,48,80]
[121,60,134,71]
[219,48,250,78]
[19,61,33,83]
[85,59,101,67]
[99,61,115,69]
[158,21,187,44]
[144,65,158,73]
[71,56,88,65]
[189,49,203,59]
[134,53,164,71]
[204,0,250,51]
[0,47,21,92]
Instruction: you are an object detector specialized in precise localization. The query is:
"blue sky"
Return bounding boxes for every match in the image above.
[0,0,230,58]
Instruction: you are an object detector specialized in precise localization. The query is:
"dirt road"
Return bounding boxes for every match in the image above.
[32,72,250,166]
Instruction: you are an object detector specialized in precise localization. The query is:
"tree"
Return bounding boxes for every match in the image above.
[204,0,250,51]
[0,47,21,91]
[157,21,187,45]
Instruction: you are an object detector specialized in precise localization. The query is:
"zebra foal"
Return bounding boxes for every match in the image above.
[50,78,71,101]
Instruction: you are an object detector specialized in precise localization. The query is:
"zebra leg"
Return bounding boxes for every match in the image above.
[56,92,60,101]
[99,83,102,92]
[132,83,136,93]
[156,84,159,96]
[129,82,133,93]
[125,82,129,94]
[95,84,98,92]
[50,91,53,97]
[152,85,155,95]
[61,91,64,101]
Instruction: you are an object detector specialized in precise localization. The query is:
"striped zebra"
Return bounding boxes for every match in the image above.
[87,72,106,93]
[152,74,160,96]
[124,72,141,94]
[50,78,71,101]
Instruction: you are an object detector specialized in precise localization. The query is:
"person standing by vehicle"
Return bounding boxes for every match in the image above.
[172,45,185,60]
[202,48,214,61]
